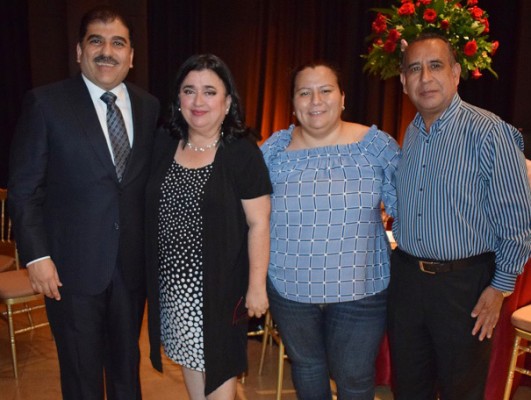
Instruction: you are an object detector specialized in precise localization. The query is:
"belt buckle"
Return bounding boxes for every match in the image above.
[419,260,437,274]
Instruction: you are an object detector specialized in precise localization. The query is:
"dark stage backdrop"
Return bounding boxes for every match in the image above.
[1,1,31,188]
[147,0,528,143]
[148,0,406,141]
[1,0,530,186]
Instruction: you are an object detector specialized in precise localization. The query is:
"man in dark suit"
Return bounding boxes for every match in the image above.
[8,6,159,399]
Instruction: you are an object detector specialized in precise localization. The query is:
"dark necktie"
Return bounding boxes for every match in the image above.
[100,91,131,181]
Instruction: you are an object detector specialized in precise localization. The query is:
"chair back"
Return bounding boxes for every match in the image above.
[0,189,18,261]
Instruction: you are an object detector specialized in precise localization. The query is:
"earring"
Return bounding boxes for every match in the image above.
[292,111,295,116]
[178,107,181,112]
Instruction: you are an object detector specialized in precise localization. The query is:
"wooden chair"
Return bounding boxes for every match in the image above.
[503,304,531,400]
[258,310,286,400]
[0,188,49,379]
[0,188,17,272]
[0,255,16,272]
[239,317,266,384]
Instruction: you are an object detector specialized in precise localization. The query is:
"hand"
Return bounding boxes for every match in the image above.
[27,258,63,300]
[470,286,504,341]
[245,285,269,319]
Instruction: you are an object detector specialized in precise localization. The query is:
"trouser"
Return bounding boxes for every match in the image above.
[46,267,145,400]
[388,248,495,400]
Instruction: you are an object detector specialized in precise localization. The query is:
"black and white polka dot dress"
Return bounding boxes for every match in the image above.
[157,160,213,371]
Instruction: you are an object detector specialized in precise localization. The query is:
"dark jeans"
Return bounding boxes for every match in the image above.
[387,248,495,400]
[268,279,387,400]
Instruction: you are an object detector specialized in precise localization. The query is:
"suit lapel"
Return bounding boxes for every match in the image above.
[64,76,117,180]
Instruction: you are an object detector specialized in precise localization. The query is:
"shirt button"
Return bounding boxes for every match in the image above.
[114,222,120,230]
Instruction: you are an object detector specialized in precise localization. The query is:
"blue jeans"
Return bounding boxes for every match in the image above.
[267,280,387,400]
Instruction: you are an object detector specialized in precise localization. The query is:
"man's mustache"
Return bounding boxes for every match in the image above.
[93,55,118,65]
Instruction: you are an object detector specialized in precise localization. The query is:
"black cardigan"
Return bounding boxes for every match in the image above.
[145,128,272,395]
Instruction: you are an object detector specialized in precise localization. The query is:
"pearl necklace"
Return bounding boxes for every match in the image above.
[186,137,220,152]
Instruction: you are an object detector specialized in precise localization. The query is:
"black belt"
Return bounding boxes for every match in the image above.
[395,248,495,275]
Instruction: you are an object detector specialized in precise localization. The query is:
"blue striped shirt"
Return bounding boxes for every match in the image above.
[393,95,531,292]
[263,125,401,303]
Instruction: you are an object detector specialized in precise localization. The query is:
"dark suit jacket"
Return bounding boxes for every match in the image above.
[8,75,160,295]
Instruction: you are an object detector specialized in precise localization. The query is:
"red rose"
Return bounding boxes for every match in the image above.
[469,6,484,20]
[383,39,397,53]
[420,0,432,4]
[490,40,499,55]
[398,3,415,16]
[463,40,478,56]
[471,68,482,79]
[467,0,478,5]
[481,18,490,33]
[372,13,388,34]
[388,28,401,42]
[440,19,450,30]
[374,38,384,46]
[423,9,437,23]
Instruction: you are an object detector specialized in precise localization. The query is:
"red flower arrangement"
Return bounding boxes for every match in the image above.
[463,40,478,56]
[362,0,499,79]
[423,9,437,23]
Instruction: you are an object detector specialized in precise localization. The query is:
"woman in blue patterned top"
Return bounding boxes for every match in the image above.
[261,62,401,400]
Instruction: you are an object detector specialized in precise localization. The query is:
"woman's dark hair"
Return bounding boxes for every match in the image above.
[166,53,259,144]
[290,61,344,100]
[79,5,134,47]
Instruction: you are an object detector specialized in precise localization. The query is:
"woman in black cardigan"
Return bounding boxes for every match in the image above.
[145,54,272,399]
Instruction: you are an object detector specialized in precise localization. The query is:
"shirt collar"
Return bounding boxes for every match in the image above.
[81,74,127,103]
[413,94,462,133]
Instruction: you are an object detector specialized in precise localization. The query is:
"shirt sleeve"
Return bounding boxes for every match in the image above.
[260,129,285,169]
[233,139,273,200]
[480,121,531,291]
[372,129,402,219]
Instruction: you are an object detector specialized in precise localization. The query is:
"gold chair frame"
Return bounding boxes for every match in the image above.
[0,188,17,271]
[0,188,49,379]
[503,324,531,400]
[258,310,286,400]
[1,279,48,379]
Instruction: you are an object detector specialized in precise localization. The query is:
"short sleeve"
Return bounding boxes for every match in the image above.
[363,128,402,218]
[231,138,272,199]
[261,126,293,168]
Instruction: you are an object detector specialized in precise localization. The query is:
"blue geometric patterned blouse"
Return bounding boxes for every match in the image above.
[261,124,401,303]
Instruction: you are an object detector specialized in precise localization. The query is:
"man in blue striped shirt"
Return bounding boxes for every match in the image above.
[388,33,531,400]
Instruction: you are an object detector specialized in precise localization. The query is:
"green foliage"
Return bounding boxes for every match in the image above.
[362,0,499,80]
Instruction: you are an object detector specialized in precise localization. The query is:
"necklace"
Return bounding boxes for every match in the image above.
[186,137,220,152]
